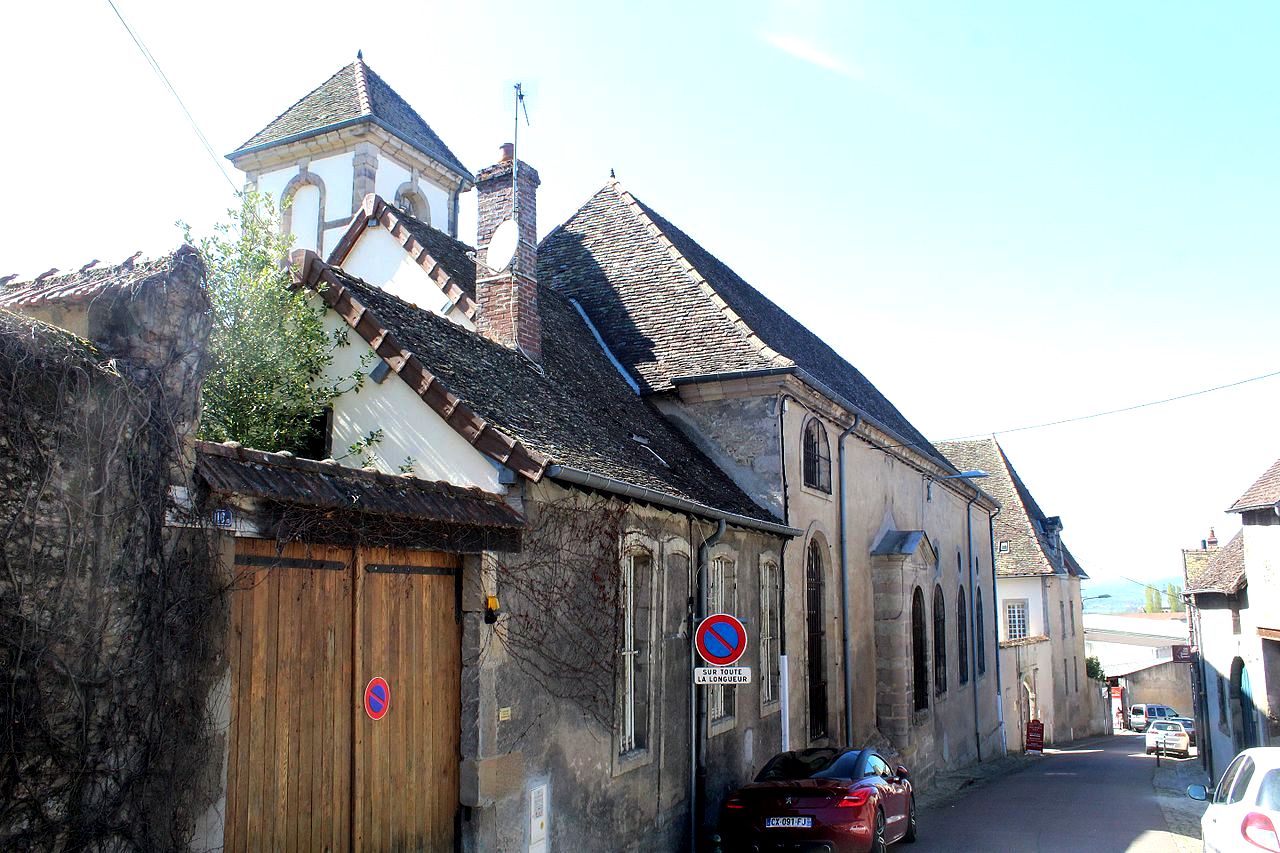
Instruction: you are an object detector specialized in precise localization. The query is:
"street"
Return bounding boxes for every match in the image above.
[910,733,1207,853]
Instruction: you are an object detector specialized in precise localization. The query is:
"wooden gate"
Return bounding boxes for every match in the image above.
[224,539,461,852]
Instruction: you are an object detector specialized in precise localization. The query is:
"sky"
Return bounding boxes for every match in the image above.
[4,1,1278,588]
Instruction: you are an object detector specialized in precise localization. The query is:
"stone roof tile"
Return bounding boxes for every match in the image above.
[539,182,949,468]
[1228,457,1280,513]
[232,60,470,180]
[1185,530,1246,594]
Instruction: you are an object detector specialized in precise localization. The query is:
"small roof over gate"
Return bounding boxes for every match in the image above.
[195,441,522,553]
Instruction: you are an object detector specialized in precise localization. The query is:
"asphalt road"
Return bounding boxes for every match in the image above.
[909,734,1192,853]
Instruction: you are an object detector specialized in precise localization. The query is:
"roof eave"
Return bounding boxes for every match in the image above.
[545,464,799,538]
[228,116,475,187]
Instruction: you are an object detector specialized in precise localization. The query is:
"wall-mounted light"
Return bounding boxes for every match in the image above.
[926,469,988,501]
[484,594,500,624]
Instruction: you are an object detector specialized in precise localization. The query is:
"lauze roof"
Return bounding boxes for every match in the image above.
[0,247,201,310]
[937,437,1088,579]
[1229,456,1280,513]
[293,252,780,528]
[231,59,471,181]
[539,180,949,468]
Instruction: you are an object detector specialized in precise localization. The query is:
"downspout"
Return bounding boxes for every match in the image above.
[777,395,792,752]
[989,506,1007,753]
[964,489,981,762]
[693,518,726,852]
[837,415,861,743]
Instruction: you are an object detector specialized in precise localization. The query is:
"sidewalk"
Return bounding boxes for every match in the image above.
[1150,749,1210,853]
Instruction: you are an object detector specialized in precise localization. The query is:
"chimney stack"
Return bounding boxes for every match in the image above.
[1207,528,1219,549]
[475,143,541,361]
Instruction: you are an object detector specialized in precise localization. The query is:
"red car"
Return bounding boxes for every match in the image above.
[716,747,917,853]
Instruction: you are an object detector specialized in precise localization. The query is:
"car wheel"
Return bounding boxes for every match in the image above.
[871,808,887,853]
[902,796,918,844]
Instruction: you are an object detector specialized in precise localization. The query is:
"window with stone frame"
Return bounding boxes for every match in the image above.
[933,586,947,696]
[1006,599,1029,641]
[760,560,781,705]
[802,418,832,493]
[708,555,737,725]
[806,541,828,737]
[976,587,987,675]
[618,548,654,755]
[957,588,969,686]
[911,587,928,712]
[1060,600,1066,638]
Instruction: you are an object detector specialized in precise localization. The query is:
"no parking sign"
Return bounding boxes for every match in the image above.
[364,677,390,721]
[696,613,748,667]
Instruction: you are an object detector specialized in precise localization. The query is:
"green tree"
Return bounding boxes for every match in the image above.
[184,193,367,453]
[1086,656,1105,681]
[1167,583,1185,612]
[1144,585,1160,613]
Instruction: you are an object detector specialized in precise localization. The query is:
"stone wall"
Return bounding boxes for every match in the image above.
[0,255,222,850]
[459,478,785,852]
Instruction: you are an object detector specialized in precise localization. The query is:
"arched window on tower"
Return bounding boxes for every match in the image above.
[933,586,947,696]
[802,419,832,493]
[395,184,430,224]
[911,588,928,712]
[957,588,969,686]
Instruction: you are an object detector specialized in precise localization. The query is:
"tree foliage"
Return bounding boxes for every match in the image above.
[1086,655,1105,681]
[1166,583,1185,612]
[1144,585,1161,613]
[184,193,365,453]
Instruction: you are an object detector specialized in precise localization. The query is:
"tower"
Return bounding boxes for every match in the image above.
[227,55,473,255]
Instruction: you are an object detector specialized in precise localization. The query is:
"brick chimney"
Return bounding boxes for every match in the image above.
[1207,528,1219,549]
[475,143,542,361]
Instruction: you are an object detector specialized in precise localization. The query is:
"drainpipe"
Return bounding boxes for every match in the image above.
[989,506,1007,753]
[837,415,861,743]
[964,489,981,762]
[692,518,725,853]
[777,395,792,752]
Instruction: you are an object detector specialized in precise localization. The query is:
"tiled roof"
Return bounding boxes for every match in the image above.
[1182,547,1215,588]
[1228,457,1280,513]
[195,440,522,547]
[0,247,200,310]
[327,195,477,317]
[1185,530,1246,594]
[937,437,1086,578]
[293,255,780,527]
[231,60,471,181]
[539,181,949,468]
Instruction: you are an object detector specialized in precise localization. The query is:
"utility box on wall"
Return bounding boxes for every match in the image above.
[529,784,548,853]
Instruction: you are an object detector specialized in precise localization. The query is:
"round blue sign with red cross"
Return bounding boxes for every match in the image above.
[364,677,390,721]
[696,613,748,666]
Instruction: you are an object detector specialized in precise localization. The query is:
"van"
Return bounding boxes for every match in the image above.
[1130,703,1178,732]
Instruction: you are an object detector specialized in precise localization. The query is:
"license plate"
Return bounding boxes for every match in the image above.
[765,817,813,828]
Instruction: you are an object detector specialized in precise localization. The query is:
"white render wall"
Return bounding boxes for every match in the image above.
[319,309,501,492]
[998,575,1046,640]
[340,226,475,329]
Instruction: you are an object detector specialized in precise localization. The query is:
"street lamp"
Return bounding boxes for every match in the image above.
[1083,594,1112,601]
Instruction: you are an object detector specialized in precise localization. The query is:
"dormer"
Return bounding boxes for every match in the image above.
[227,54,473,256]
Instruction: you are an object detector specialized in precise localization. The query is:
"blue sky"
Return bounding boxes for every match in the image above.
[4,1,1278,585]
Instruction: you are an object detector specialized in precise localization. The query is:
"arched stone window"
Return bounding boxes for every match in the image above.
[802,418,832,493]
[708,554,737,724]
[933,585,947,696]
[280,170,326,254]
[957,588,969,685]
[911,587,928,712]
[976,587,986,676]
[805,540,828,737]
[760,559,781,705]
[395,182,430,225]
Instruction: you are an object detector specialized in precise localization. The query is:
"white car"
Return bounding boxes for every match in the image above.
[1146,720,1191,758]
[1188,747,1280,853]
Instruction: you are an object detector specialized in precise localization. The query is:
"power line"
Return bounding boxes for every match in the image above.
[105,0,238,191]
[945,367,1280,442]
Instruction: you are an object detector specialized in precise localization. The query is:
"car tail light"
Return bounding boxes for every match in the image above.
[837,789,871,808]
[1242,811,1280,852]
[725,798,745,810]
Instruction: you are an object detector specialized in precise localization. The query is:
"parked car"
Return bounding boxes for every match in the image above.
[1130,703,1179,732]
[1146,721,1192,758]
[1187,747,1280,852]
[716,747,917,853]
[1171,716,1197,747]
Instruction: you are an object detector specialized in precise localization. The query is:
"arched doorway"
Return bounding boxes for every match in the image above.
[1230,656,1259,751]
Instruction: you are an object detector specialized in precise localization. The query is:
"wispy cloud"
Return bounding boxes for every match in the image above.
[763,32,861,79]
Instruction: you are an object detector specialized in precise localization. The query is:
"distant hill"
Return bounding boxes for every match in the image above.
[1081,577,1185,614]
